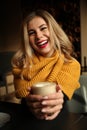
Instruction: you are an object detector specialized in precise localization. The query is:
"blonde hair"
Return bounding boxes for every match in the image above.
[12,9,73,67]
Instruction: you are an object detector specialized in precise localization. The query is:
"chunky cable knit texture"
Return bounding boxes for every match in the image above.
[12,51,80,99]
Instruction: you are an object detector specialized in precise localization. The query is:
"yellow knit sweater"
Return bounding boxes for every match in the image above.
[12,51,81,99]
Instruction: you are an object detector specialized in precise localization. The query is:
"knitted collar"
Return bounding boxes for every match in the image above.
[13,50,64,86]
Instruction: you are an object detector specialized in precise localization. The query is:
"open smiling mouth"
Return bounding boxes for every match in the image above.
[37,40,48,48]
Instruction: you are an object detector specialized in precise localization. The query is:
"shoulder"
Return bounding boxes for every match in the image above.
[65,57,80,67]
[12,53,26,68]
[63,58,81,74]
[69,58,80,68]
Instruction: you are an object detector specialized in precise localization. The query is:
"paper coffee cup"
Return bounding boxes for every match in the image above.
[32,82,56,96]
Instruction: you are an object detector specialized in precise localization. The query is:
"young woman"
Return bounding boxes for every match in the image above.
[12,9,80,120]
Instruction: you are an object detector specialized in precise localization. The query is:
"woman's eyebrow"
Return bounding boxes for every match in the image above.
[39,24,47,28]
[28,24,47,32]
[28,29,34,32]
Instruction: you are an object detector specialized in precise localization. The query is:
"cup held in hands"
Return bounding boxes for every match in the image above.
[32,82,56,96]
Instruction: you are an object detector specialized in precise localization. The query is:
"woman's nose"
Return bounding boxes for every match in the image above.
[36,31,43,39]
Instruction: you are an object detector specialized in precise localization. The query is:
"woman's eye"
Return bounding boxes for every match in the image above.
[28,31,35,36]
[41,26,47,31]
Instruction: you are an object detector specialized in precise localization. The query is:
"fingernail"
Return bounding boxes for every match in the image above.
[42,96,48,99]
[45,117,49,120]
[41,109,46,112]
[41,101,47,105]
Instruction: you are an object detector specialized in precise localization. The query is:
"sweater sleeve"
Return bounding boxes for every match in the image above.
[12,68,29,98]
[14,77,29,98]
[57,58,81,100]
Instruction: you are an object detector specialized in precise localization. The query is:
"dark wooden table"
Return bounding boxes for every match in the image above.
[0,101,87,130]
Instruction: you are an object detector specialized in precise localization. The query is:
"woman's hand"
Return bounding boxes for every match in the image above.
[26,86,64,120]
[41,89,64,120]
[26,92,45,119]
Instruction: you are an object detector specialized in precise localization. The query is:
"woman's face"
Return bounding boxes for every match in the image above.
[27,16,54,57]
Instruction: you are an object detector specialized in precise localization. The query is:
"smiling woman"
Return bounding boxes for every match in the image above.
[27,16,54,57]
[11,9,80,120]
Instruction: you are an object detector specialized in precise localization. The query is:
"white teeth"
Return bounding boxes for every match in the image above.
[38,41,47,46]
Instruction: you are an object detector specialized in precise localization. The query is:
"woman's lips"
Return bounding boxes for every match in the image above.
[37,40,48,48]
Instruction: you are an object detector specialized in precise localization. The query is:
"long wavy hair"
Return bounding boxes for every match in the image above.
[12,9,73,68]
